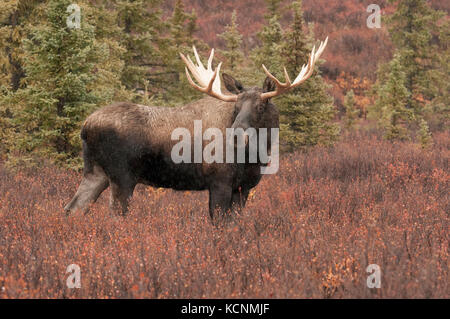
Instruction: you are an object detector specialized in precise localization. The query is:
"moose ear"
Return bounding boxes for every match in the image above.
[262,76,276,94]
[222,73,244,94]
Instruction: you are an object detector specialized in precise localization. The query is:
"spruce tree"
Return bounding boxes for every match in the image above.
[418,119,433,149]
[275,0,338,150]
[375,54,412,140]
[265,0,282,20]
[2,0,126,167]
[371,0,447,139]
[218,10,244,73]
[115,0,165,97]
[86,1,132,103]
[162,0,202,104]
[387,0,446,113]
[251,15,283,83]
[426,17,449,130]
[249,0,284,87]
[343,89,359,129]
[0,0,44,91]
[280,0,310,74]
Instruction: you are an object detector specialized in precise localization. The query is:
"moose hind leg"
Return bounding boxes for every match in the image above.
[64,165,109,214]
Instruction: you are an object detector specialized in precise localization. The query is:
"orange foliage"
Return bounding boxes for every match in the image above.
[0,128,448,298]
[335,71,373,116]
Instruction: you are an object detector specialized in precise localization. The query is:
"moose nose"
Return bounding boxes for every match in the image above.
[230,116,251,148]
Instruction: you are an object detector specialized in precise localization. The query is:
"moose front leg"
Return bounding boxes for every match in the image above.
[208,183,233,223]
[231,187,250,212]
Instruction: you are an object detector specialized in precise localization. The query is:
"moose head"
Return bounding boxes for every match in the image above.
[179,37,328,145]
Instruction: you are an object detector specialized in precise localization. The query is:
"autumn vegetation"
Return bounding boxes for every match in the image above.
[0,0,448,299]
[0,128,448,298]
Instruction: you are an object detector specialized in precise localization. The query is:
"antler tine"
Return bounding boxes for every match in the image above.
[184,65,217,93]
[184,67,203,92]
[183,54,204,86]
[181,46,238,102]
[207,48,214,70]
[316,36,328,57]
[260,37,328,100]
[206,67,217,92]
[213,62,223,94]
[294,63,308,84]
[283,67,291,86]
[193,46,206,72]
[293,45,316,85]
[295,44,317,83]
[262,64,287,88]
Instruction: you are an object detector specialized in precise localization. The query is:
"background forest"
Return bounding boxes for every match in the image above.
[0,0,448,167]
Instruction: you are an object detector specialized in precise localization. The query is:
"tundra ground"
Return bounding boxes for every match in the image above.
[0,129,448,298]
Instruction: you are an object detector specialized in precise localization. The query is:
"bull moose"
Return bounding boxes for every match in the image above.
[64,38,328,221]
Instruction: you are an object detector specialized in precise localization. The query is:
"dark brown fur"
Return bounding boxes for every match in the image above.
[65,75,279,222]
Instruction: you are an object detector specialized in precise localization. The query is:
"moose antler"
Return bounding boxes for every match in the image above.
[260,37,328,100]
[180,46,238,102]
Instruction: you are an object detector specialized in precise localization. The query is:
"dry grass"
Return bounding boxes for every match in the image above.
[0,129,448,298]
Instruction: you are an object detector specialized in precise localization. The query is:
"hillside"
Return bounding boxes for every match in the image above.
[163,0,448,106]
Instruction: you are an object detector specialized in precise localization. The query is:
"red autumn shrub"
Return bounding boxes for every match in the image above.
[0,129,448,298]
